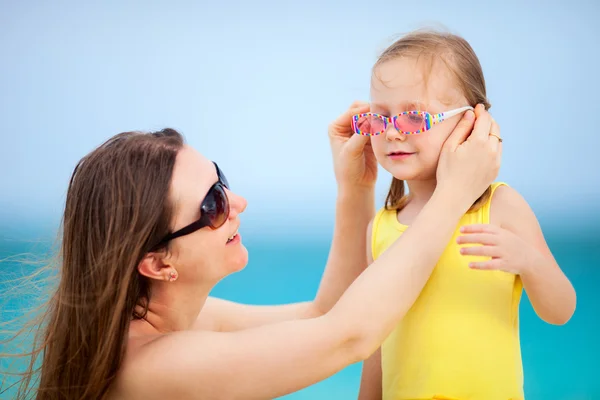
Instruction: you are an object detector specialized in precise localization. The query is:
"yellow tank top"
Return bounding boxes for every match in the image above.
[372,182,524,400]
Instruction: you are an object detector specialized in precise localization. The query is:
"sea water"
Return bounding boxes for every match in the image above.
[0,222,598,399]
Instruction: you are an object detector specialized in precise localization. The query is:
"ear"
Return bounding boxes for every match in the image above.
[137,253,178,282]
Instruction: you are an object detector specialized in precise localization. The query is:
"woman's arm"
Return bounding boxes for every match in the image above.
[312,185,375,314]
[195,186,375,332]
[127,187,479,400]
[195,102,377,332]
[125,106,499,400]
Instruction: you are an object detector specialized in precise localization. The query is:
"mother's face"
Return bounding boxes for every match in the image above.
[165,145,248,283]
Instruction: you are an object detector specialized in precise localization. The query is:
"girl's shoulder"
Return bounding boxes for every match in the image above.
[487,182,534,229]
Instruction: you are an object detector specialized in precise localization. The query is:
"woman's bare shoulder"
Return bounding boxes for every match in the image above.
[111,329,217,399]
[108,313,353,400]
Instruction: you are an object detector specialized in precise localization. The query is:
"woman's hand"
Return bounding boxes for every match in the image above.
[328,101,378,190]
[436,104,502,209]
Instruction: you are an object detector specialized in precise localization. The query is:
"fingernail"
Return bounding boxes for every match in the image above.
[464,111,474,120]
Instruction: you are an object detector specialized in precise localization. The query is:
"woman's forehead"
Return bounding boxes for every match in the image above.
[170,146,216,202]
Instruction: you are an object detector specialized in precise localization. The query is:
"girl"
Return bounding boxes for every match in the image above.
[354,30,576,400]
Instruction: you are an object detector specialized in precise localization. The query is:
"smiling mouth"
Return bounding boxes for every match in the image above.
[226,230,238,244]
[388,151,415,156]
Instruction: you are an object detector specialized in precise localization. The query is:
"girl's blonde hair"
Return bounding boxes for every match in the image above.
[374,29,493,212]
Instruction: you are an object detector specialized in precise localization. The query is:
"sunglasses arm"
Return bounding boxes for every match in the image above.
[435,106,474,122]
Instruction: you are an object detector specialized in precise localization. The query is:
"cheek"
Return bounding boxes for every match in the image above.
[174,231,222,268]
[432,118,460,144]
[414,134,445,164]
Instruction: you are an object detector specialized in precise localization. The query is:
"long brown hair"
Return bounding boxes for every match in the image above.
[2,128,184,399]
[374,29,493,212]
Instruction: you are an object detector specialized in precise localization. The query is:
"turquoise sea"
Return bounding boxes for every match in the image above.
[1,221,598,399]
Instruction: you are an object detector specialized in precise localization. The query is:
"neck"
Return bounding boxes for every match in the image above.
[139,279,214,333]
[405,177,438,207]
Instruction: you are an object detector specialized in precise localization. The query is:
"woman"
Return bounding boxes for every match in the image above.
[10,102,501,399]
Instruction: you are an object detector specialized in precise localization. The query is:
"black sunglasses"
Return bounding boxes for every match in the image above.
[152,161,230,249]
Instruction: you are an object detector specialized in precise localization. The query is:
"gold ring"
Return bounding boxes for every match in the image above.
[489,133,503,142]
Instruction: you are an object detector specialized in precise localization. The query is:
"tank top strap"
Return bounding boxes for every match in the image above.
[478,182,508,224]
[371,206,389,259]
[371,182,509,259]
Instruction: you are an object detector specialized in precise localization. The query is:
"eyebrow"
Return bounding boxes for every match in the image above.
[370,100,429,112]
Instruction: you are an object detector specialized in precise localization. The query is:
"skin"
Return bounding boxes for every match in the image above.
[105,101,502,400]
[357,57,576,399]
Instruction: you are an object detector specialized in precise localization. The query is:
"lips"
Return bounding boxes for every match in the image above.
[226,229,238,243]
[388,151,415,156]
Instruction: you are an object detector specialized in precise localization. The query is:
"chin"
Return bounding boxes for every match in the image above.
[229,244,249,273]
[384,160,437,181]
[385,165,422,181]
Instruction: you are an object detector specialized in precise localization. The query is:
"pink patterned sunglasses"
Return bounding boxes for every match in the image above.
[352,106,473,136]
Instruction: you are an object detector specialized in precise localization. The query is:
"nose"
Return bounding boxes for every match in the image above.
[384,123,407,142]
[226,189,247,219]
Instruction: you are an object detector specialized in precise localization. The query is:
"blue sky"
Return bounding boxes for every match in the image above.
[1,0,599,236]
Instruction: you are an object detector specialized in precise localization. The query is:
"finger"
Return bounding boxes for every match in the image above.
[459,245,501,258]
[456,233,498,245]
[468,258,505,270]
[330,100,370,131]
[442,109,475,152]
[489,117,501,152]
[363,137,376,157]
[328,101,370,138]
[344,131,371,157]
[468,104,493,143]
[495,131,503,169]
[490,118,501,137]
[459,224,498,234]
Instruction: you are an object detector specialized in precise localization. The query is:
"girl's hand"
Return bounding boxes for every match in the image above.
[457,223,541,275]
[328,101,378,190]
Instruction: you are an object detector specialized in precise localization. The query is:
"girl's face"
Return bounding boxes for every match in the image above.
[369,56,470,182]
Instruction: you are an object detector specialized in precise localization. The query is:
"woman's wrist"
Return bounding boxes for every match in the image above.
[337,183,375,200]
[430,185,473,217]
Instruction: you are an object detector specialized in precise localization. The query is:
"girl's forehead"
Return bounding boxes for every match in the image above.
[370,58,461,111]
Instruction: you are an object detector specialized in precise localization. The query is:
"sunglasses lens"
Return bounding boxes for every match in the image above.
[355,114,386,135]
[202,184,229,228]
[394,112,427,133]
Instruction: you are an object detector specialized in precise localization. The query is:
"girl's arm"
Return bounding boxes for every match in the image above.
[359,348,382,400]
[493,186,576,324]
[460,185,576,325]
[357,220,382,400]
